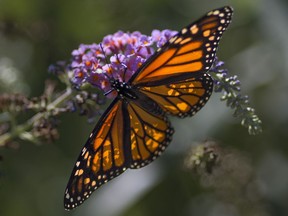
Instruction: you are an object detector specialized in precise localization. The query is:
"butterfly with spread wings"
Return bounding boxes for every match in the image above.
[64,6,233,210]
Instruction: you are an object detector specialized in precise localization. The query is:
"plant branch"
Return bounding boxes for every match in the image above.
[0,87,73,146]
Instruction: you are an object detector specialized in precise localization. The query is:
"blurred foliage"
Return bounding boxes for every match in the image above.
[1,0,288,216]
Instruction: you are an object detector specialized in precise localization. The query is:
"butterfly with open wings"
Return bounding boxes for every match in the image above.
[64,6,233,210]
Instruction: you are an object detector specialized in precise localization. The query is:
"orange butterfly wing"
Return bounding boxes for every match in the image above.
[130,6,233,86]
[64,99,126,210]
[127,101,173,169]
[130,6,232,117]
[139,73,213,117]
[64,98,173,210]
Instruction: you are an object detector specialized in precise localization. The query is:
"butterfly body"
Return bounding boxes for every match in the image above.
[110,79,138,100]
[64,6,233,210]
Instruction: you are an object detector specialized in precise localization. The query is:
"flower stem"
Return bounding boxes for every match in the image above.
[0,88,73,147]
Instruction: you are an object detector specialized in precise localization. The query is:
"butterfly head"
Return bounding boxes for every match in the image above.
[109,79,137,100]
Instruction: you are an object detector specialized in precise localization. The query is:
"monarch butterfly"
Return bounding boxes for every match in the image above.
[64,6,233,210]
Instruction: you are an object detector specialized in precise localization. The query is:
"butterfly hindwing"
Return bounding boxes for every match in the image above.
[127,101,174,169]
[139,73,213,117]
[130,6,233,86]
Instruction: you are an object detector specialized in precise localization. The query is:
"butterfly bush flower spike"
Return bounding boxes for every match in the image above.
[69,30,177,93]
[210,58,262,135]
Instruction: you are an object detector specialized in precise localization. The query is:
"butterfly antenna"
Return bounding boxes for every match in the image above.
[99,43,115,97]
[99,43,115,81]
[115,54,128,82]
[121,63,128,83]
[103,89,114,96]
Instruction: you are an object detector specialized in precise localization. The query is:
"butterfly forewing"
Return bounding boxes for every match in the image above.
[64,99,129,210]
[130,6,233,86]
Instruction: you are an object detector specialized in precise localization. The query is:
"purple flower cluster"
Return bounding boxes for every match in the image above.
[69,30,177,97]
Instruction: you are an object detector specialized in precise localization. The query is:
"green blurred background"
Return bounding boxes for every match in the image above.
[1,0,288,215]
